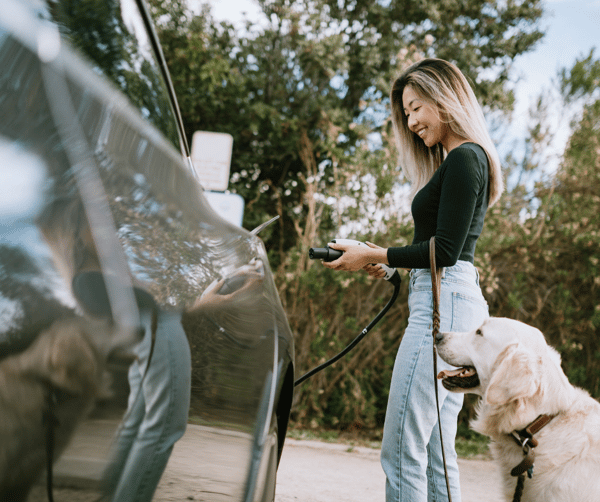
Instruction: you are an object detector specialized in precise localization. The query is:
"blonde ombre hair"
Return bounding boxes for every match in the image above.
[390,58,503,206]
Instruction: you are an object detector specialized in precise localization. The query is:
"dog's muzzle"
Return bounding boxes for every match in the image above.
[435,332,480,390]
[437,366,480,390]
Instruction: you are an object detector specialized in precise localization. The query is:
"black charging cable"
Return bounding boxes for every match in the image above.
[295,245,401,387]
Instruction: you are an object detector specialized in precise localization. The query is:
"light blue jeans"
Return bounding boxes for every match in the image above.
[381,261,488,502]
[102,310,191,502]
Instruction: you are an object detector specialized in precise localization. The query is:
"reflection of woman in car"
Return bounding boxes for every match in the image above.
[37,194,191,502]
[182,259,266,413]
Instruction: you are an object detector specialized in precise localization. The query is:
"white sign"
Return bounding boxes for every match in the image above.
[204,191,244,227]
[190,131,233,191]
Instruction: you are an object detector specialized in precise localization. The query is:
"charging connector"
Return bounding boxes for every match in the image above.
[296,241,402,386]
[309,239,400,286]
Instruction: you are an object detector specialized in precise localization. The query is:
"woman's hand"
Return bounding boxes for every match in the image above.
[190,260,264,311]
[322,241,388,273]
[364,264,387,279]
[363,242,388,279]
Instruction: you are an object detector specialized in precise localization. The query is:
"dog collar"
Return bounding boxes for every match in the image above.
[510,414,557,478]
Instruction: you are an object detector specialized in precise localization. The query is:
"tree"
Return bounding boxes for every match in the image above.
[477,49,600,398]
[149,0,545,267]
[149,0,592,431]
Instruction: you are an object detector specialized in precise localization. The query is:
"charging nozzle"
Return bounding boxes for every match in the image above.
[308,247,343,262]
[387,269,401,287]
[296,246,402,387]
[309,239,401,286]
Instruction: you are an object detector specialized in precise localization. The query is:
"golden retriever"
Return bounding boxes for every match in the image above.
[0,317,129,501]
[435,317,600,502]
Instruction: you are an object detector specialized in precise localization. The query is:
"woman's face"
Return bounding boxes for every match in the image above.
[402,85,449,149]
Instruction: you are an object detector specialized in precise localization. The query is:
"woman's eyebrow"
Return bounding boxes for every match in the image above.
[403,99,421,113]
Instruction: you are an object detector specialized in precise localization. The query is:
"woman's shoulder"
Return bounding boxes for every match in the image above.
[448,142,487,162]
[443,142,488,171]
[440,142,488,184]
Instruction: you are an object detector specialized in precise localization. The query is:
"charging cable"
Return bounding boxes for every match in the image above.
[294,240,401,387]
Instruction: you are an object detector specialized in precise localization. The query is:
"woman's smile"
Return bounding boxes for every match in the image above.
[402,85,466,152]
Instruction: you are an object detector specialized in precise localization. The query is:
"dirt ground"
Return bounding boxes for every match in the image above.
[274,438,505,502]
[30,430,506,502]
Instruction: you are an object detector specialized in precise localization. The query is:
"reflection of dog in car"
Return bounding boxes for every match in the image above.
[436,317,600,502]
[0,316,117,502]
[37,194,191,502]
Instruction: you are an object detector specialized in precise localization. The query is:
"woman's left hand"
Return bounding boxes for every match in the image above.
[322,241,387,272]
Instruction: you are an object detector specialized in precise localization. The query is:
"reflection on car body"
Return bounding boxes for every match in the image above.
[0,0,294,501]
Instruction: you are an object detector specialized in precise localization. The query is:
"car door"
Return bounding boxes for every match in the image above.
[0,0,294,500]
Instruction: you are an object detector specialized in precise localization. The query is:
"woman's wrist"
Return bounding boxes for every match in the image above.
[369,247,389,265]
[363,242,390,265]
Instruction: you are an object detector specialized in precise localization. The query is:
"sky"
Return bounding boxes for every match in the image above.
[508,0,599,156]
[202,0,600,161]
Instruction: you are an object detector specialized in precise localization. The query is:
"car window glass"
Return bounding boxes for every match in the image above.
[43,0,181,150]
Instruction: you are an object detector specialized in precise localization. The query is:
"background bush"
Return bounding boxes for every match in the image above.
[149,0,600,433]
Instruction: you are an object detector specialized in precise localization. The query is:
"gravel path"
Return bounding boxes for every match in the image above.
[28,424,506,501]
[275,438,505,502]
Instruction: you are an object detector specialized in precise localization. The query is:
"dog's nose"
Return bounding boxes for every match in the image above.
[435,331,444,344]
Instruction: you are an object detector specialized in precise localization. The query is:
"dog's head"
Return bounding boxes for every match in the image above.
[436,317,569,431]
[23,317,129,397]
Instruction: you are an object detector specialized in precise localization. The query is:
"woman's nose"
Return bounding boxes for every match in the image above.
[407,114,417,131]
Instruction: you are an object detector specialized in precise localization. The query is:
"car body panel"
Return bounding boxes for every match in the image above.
[0,0,293,500]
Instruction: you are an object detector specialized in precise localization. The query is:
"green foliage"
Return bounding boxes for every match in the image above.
[560,48,600,104]
[454,422,490,458]
[148,0,544,270]
[287,49,600,432]
[147,1,600,433]
[475,52,600,401]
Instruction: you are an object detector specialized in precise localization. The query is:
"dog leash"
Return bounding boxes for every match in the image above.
[43,385,60,502]
[429,236,453,502]
[510,414,556,502]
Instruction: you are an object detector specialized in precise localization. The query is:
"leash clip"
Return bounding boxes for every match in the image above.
[510,432,536,478]
[527,465,534,479]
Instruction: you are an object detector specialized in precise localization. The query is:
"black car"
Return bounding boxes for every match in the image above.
[0,0,294,500]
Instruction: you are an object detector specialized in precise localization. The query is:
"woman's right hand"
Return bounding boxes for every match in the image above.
[361,242,388,279]
[363,263,387,279]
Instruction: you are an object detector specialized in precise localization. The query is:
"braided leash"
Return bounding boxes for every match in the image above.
[429,236,452,502]
[430,237,554,502]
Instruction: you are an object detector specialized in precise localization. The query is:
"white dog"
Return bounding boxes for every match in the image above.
[436,317,600,502]
[0,317,133,502]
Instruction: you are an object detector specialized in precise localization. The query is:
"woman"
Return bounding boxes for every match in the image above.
[323,58,503,501]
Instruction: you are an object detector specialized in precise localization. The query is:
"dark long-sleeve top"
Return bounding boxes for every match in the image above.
[387,142,489,269]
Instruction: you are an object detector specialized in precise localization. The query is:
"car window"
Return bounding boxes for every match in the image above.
[43,0,181,151]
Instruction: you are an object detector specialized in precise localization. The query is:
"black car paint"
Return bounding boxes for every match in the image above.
[0,0,294,500]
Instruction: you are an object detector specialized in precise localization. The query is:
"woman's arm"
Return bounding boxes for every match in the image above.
[387,147,485,269]
[321,241,389,272]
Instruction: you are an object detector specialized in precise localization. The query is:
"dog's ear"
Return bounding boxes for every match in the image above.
[486,344,539,406]
[50,331,99,394]
[34,319,102,394]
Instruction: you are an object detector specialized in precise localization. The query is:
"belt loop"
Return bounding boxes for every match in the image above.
[440,267,446,279]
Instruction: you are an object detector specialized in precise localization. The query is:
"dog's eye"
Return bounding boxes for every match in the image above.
[476,329,483,336]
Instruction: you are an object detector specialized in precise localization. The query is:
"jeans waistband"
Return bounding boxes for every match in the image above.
[410,268,445,280]
[409,260,479,282]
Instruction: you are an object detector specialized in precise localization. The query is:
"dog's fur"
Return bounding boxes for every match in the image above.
[436,317,600,502]
[0,317,129,501]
